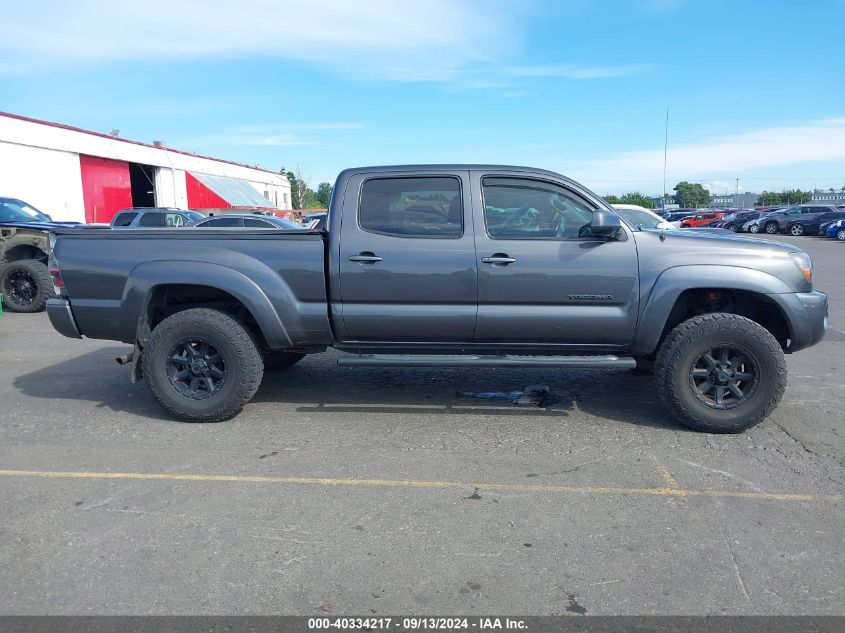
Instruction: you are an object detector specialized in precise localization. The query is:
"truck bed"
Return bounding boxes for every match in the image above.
[50,228,331,346]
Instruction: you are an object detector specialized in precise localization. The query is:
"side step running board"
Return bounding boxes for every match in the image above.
[337,354,636,369]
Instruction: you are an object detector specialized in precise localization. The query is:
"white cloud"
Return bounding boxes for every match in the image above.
[0,0,510,79]
[0,1,647,84]
[567,117,845,191]
[504,64,648,79]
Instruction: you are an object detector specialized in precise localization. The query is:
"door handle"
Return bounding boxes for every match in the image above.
[481,254,517,265]
[348,252,383,264]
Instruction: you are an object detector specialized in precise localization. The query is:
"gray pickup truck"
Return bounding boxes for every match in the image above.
[46,165,828,432]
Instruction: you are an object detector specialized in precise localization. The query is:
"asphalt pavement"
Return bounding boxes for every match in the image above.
[0,233,842,615]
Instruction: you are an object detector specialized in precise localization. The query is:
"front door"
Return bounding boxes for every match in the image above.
[472,173,640,346]
[337,172,477,342]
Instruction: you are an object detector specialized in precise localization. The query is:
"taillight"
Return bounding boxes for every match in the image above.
[48,255,67,297]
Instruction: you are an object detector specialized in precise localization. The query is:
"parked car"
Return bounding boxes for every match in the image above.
[743,209,782,233]
[189,214,304,229]
[0,197,84,312]
[661,210,696,227]
[786,211,845,236]
[826,219,845,241]
[758,205,841,235]
[720,210,762,232]
[303,212,328,231]
[679,212,725,228]
[111,208,206,228]
[611,204,674,230]
[46,164,828,433]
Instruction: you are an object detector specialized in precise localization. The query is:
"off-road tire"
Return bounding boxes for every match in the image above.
[0,259,53,312]
[142,308,264,422]
[263,351,306,372]
[764,221,780,234]
[655,313,786,433]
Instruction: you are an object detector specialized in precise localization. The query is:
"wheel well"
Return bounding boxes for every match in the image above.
[139,284,268,350]
[659,289,791,351]
[2,244,47,264]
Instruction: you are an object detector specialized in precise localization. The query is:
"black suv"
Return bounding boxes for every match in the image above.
[760,205,840,235]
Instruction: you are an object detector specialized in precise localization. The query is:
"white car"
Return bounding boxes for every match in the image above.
[612,204,675,230]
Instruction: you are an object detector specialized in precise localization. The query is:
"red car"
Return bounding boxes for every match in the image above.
[680,211,725,228]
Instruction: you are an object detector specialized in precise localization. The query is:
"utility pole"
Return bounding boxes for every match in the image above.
[662,107,669,210]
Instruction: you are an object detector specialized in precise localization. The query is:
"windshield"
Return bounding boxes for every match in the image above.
[186,211,206,222]
[0,198,52,223]
[615,207,662,229]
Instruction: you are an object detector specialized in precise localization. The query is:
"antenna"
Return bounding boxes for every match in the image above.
[661,106,669,242]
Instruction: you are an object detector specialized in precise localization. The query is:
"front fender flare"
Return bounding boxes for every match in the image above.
[631,265,794,355]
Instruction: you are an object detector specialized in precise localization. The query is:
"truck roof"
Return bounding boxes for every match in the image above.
[338,164,574,180]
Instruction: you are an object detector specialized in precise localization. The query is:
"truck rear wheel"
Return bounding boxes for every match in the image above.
[0,259,53,312]
[142,308,264,422]
[655,313,786,433]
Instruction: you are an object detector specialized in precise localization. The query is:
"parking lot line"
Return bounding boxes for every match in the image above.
[0,469,839,503]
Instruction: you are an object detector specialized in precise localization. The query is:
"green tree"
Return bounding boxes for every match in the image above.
[673,181,710,208]
[286,171,302,210]
[618,192,655,208]
[603,194,621,204]
[757,190,811,206]
[315,182,333,208]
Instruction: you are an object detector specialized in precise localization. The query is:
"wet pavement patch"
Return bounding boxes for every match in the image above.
[457,384,553,407]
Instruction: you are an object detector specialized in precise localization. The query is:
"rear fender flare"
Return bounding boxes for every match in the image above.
[119,260,295,348]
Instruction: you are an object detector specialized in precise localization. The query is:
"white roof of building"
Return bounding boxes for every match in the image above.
[0,111,289,186]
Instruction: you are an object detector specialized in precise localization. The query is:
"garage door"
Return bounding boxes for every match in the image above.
[80,155,132,224]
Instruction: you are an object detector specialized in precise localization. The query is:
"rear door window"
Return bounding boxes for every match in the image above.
[112,212,137,227]
[138,213,165,227]
[244,218,275,228]
[201,217,242,227]
[359,177,462,238]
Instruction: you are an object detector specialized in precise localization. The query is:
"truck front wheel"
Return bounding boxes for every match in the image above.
[655,313,786,433]
[142,308,264,422]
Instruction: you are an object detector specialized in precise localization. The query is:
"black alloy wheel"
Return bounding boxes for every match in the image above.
[5,268,38,306]
[165,337,227,400]
[689,345,759,410]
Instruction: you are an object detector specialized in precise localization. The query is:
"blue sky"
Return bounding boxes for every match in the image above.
[2,0,844,196]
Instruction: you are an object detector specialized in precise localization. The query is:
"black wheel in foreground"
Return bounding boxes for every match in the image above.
[142,308,264,422]
[727,224,739,232]
[764,221,780,234]
[655,313,786,433]
[0,259,53,313]
[263,351,306,371]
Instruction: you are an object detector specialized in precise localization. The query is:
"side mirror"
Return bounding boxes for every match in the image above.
[590,209,622,237]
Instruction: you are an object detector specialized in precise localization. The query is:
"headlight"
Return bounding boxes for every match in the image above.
[789,251,813,283]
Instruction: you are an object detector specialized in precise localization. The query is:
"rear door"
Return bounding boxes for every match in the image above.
[336,171,477,342]
[471,171,639,346]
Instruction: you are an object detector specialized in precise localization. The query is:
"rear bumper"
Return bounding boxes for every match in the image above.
[776,291,828,352]
[46,298,82,339]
